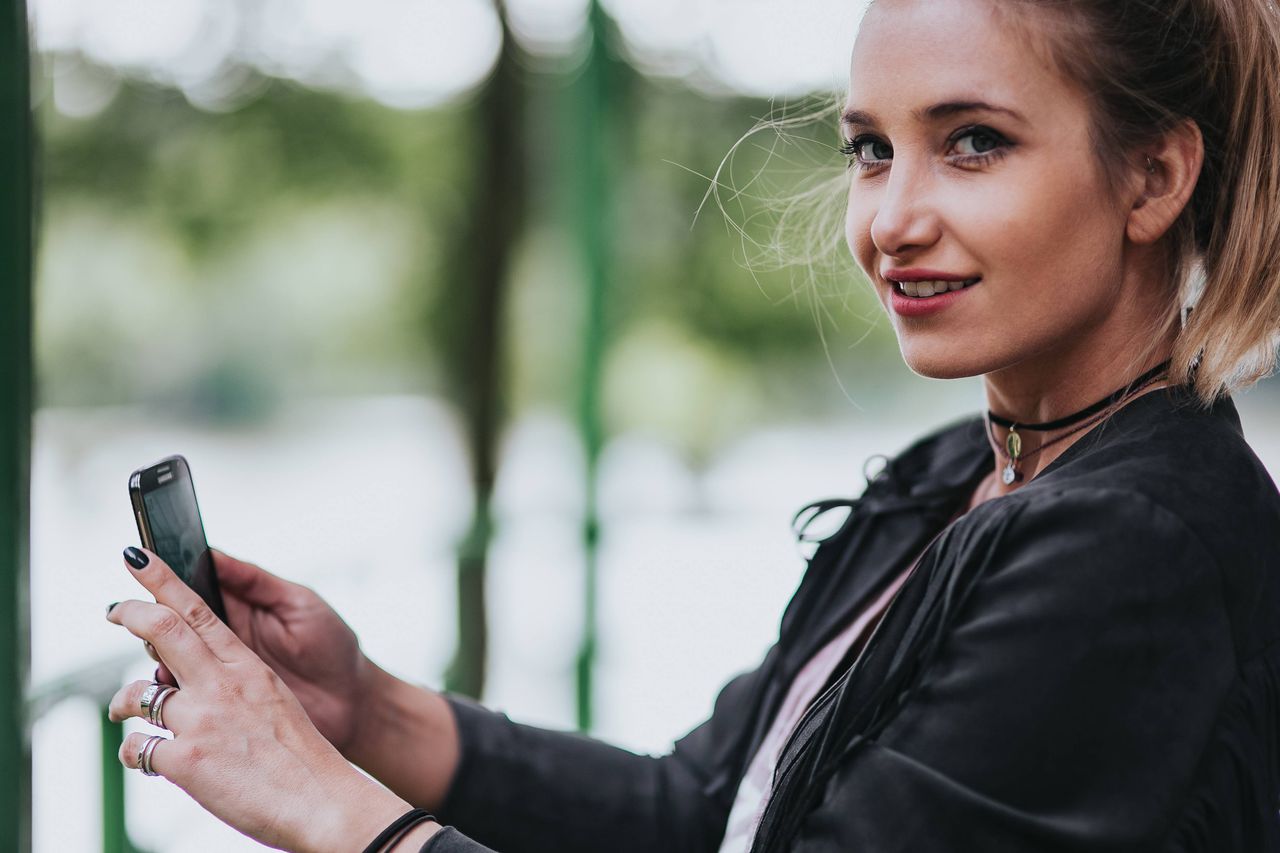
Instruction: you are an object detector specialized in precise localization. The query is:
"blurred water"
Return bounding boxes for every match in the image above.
[32,389,1280,851]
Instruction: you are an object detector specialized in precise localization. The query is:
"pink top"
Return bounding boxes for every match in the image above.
[715,560,919,853]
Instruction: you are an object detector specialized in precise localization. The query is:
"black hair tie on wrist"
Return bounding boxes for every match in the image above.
[362,807,437,853]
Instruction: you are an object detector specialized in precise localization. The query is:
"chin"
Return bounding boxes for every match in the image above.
[898,346,991,381]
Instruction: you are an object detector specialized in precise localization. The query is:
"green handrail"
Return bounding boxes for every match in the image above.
[0,0,34,849]
[27,653,148,852]
[101,710,134,853]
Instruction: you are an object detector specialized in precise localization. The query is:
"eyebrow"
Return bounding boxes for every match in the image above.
[840,100,1028,129]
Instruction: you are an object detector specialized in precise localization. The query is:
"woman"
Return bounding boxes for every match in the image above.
[104,0,1280,850]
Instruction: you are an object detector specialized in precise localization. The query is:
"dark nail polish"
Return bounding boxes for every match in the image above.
[123,547,149,570]
[154,667,162,683]
[106,601,119,615]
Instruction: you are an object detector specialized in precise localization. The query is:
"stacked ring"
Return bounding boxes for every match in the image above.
[148,685,177,729]
[138,734,165,777]
[139,683,163,719]
[139,681,178,730]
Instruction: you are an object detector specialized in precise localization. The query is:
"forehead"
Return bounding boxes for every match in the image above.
[847,0,1077,126]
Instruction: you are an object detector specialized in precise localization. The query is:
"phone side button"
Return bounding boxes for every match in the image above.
[136,510,154,551]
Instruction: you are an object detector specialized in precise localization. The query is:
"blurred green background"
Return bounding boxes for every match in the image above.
[35,0,921,434]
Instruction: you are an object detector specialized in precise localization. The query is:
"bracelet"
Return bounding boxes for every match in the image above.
[361,807,437,853]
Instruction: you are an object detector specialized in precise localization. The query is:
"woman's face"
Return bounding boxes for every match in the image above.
[844,0,1142,384]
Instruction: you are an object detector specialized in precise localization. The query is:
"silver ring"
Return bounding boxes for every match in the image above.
[148,686,177,729]
[139,734,165,777]
[139,683,163,719]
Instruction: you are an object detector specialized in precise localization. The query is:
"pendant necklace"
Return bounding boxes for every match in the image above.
[986,359,1172,485]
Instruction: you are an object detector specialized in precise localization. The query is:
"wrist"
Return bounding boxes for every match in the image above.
[342,658,396,761]
[317,773,418,853]
[341,665,460,812]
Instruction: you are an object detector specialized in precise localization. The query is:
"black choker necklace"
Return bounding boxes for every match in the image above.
[986,358,1173,485]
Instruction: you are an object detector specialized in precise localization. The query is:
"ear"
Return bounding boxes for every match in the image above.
[1126,119,1204,245]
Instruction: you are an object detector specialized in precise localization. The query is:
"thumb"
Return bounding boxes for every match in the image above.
[211,549,294,609]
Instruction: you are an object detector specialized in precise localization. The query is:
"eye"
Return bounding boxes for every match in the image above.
[839,135,893,169]
[950,127,1007,159]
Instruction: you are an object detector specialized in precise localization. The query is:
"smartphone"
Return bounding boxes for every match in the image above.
[128,454,228,623]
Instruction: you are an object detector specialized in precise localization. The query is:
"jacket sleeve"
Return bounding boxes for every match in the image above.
[430,649,773,853]
[789,488,1237,853]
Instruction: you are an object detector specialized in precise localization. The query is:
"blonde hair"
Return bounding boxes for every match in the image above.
[1018,0,1280,406]
[698,96,880,407]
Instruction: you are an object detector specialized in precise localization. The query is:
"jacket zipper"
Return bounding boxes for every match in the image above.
[768,502,960,787]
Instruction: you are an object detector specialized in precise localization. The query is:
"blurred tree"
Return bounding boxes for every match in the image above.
[437,0,527,699]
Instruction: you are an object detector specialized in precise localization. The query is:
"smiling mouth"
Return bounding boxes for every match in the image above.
[891,278,981,298]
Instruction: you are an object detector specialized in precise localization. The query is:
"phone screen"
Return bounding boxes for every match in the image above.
[131,457,226,621]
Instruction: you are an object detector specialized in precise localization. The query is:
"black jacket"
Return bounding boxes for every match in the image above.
[423,385,1280,852]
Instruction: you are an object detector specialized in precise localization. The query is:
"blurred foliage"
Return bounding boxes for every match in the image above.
[34,40,914,450]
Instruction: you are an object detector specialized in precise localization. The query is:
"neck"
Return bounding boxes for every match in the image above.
[979,339,1177,497]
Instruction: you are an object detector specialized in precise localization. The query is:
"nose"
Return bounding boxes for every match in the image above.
[868,161,940,259]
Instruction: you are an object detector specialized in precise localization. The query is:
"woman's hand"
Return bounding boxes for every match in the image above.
[107,546,437,852]
[153,549,374,758]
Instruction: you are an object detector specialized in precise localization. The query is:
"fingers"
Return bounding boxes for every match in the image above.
[120,730,174,779]
[108,679,188,731]
[210,549,295,609]
[107,598,223,685]
[156,662,177,687]
[121,547,251,664]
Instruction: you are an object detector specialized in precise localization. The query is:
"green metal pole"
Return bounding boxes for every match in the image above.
[571,0,614,733]
[100,711,140,853]
[0,1,34,850]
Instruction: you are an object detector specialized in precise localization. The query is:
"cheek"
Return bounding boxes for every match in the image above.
[844,185,878,277]
[937,155,1120,288]
[977,170,1120,294]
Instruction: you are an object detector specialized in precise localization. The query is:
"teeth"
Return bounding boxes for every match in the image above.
[895,278,979,298]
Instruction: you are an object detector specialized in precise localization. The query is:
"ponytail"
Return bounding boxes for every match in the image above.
[1022,0,1280,405]
[1170,0,1280,402]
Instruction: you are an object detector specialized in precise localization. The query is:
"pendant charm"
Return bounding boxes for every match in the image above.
[1005,427,1022,460]
[1002,426,1022,484]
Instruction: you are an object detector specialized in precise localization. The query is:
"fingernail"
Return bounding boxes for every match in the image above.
[123,547,149,570]
[106,601,119,615]
[154,667,162,683]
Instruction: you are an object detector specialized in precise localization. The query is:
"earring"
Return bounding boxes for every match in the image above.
[1145,156,1157,174]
